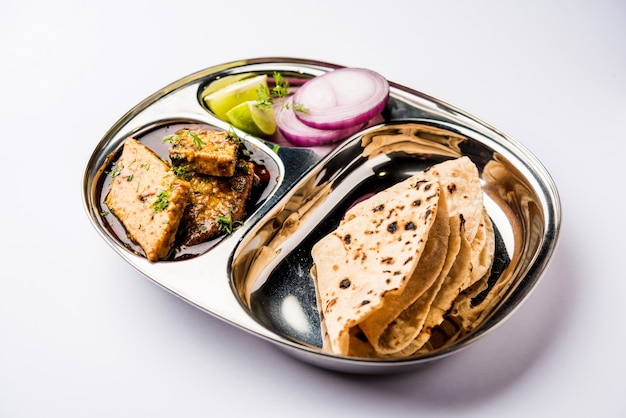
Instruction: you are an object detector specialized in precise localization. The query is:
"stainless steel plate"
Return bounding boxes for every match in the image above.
[82,57,561,373]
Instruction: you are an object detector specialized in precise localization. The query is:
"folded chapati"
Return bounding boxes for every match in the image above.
[312,174,442,355]
[312,156,496,358]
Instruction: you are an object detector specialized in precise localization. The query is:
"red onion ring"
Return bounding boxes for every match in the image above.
[292,68,389,130]
[275,98,365,147]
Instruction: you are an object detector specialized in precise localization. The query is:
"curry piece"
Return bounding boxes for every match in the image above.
[106,137,191,261]
[168,128,239,177]
[179,160,255,246]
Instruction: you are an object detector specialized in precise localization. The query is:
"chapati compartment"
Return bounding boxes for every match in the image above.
[230,121,531,351]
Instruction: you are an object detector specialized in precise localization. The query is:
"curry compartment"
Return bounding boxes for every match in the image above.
[96,121,281,261]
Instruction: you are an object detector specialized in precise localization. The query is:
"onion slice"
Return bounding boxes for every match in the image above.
[292,68,389,130]
[275,98,365,147]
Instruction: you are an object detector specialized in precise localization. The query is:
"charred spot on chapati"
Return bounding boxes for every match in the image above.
[339,278,351,289]
[414,179,429,189]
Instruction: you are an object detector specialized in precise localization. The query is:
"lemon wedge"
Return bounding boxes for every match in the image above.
[200,73,256,99]
[203,74,268,120]
[226,101,277,137]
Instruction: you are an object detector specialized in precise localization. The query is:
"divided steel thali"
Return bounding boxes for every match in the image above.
[82,57,561,374]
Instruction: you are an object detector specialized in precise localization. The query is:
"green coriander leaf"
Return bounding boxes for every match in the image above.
[227,127,243,146]
[256,84,272,109]
[162,134,179,144]
[290,101,309,114]
[107,166,122,178]
[151,190,170,212]
[255,71,291,110]
[171,164,192,181]
[271,71,290,99]
[188,131,205,148]
[216,210,243,235]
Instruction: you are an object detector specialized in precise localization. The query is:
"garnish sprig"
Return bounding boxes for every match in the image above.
[216,209,243,235]
[256,71,303,112]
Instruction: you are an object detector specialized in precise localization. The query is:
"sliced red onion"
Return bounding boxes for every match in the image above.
[292,68,389,130]
[275,98,365,147]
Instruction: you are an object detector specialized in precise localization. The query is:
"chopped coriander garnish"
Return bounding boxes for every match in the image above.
[151,190,170,212]
[181,129,205,149]
[170,153,185,166]
[256,84,272,109]
[256,71,291,110]
[227,128,250,158]
[172,164,192,181]
[216,210,243,235]
[290,101,309,114]
[162,134,180,144]
[227,127,243,146]
[237,163,250,174]
[107,166,122,178]
[271,71,290,99]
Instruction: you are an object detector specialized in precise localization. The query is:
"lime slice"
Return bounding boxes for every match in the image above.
[226,100,277,137]
[200,73,256,99]
[203,74,268,120]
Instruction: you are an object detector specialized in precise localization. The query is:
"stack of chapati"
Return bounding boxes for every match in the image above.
[311,157,495,358]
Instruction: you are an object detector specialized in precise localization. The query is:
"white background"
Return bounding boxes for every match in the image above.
[1,0,624,416]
